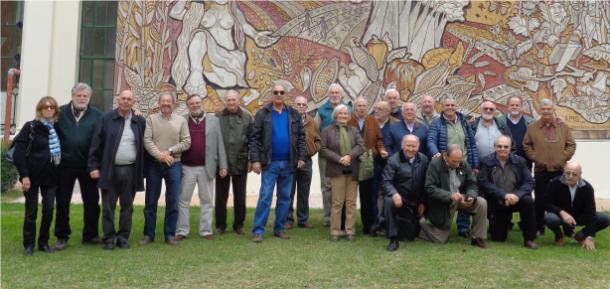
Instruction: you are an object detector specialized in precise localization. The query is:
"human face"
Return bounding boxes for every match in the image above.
[401,137,419,159]
[443,99,456,119]
[272,85,286,105]
[540,104,555,122]
[402,103,416,122]
[374,101,389,121]
[159,95,174,114]
[564,163,581,187]
[481,101,496,120]
[422,95,435,114]
[494,137,511,159]
[444,151,462,169]
[336,107,350,124]
[226,94,239,112]
[293,97,308,116]
[386,92,399,111]
[40,101,56,121]
[72,89,90,110]
[329,86,341,105]
[187,96,203,115]
[355,99,367,118]
[118,91,135,113]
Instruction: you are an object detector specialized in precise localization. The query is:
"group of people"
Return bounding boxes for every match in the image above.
[12,82,609,256]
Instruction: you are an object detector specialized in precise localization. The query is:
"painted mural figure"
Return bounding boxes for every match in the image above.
[170,0,279,97]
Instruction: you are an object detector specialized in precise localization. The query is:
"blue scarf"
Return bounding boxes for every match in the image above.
[40,118,61,165]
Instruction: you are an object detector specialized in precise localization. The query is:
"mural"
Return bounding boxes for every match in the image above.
[114,0,610,138]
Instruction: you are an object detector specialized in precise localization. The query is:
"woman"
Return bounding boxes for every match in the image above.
[13,96,61,255]
[321,104,365,242]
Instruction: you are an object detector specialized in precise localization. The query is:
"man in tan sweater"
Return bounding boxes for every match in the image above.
[139,93,191,246]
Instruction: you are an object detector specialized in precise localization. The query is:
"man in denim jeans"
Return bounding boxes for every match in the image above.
[139,93,191,246]
[250,84,307,243]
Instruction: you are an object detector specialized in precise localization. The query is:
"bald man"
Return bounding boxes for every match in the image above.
[415,95,439,127]
[543,162,610,250]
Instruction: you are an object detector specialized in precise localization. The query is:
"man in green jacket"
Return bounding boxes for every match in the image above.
[419,144,489,248]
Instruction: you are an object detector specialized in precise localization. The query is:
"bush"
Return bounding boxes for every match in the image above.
[1,141,19,193]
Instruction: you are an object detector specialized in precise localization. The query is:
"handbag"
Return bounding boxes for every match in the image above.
[357,144,374,181]
[5,123,35,164]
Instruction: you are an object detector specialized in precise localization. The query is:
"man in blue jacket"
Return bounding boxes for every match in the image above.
[385,102,428,157]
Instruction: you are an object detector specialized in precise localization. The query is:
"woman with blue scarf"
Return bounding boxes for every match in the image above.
[13,96,61,256]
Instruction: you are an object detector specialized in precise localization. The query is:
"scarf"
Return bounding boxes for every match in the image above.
[41,118,61,165]
[337,123,351,157]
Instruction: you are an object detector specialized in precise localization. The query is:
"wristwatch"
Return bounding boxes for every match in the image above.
[587,236,594,241]
[168,148,173,155]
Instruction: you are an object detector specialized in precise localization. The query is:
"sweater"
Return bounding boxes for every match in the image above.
[56,102,103,168]
[144,113,191,162]
[271,108,290,160]
[181,118,206,166]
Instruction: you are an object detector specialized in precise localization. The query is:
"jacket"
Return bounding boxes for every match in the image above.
[216,107,253,176]
[56,102,103,168]
[386,120,429,157]
[544,176,598,237]
[523,118,576,172]
[249,103,307,172]
[302,114,322,158]
[497,114,535,127]
[13,120,59,187]
[425,155,478,230]
[347,113,385,159]
[427,111,480,169]
[314,100,353,136]
[381,151,429,206]
[477,153,534,224]
[416,109,440,128]
[181,113,228,179]
[470,117,517,155]
[320,124,365,180]
[87,109,146,191]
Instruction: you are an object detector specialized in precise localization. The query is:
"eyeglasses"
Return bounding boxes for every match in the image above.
[295,103,307,107]
[483,107,495,111]
[42,105,56,110]
[495,145,510,149]
[273,90,285,95]
[564,171,579,177]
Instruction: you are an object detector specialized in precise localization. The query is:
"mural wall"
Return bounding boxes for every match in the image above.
[114,0,610,138]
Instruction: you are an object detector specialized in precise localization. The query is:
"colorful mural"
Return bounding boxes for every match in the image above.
[114,0,610,138]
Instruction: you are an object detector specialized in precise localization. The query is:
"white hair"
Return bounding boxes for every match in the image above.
[402,134,420,146]
[331,104,351,121]
[328,83,343,93]
[385,89,399,98]
[402,102,417,111]
[540,98,554,108]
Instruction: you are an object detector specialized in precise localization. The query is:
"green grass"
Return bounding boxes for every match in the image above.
[2,202,610,288]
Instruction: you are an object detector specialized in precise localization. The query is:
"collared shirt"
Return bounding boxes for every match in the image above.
[71,103,87,120]
[475,119,502,159]
[402,151,415,165]
[508,114,523,125]
[302,115,306,124]
[378,117,389,129]
[494,154,512,168]
[161,111,174,120]
[569,184,577,203]
[356,114,366,131]
[404,120,415,133]
[542,118,555,140]
[189,111,206,124]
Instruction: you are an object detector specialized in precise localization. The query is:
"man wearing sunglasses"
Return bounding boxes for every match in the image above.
[543,162,610,251]
[523,99,576,236]
[478,136,537,249]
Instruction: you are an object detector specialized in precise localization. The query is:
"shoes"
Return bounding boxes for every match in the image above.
[524,240,538,249]
[104,243,115,250]
[138,237,152,246]
[253,234,263,243]
[387,238,399,251]
[554,236,564,246]
[274,231,290,239]
[339,230,347,237]
[324,221,330,227]
[536,231,544,236]
[54,239,68,251]
[116,240,130,249]
[215,228,226,234]
[174,234,186,241]
[82,237,103,245]
[284,223,293,230]
[347,234,356,242]
[298,223,314,229]
[166,237,179,246]
[458,231,471,239]
[204,235,214,240]
[471,237,489,249]
[370,216,385,238]
[234,228,246,235]
[38,244,55,253]
[24,246,34,256]
[330,235,339,242]
[573,232,586,245]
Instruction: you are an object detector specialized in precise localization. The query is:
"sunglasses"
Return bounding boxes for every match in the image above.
[42,105,56,110]
[273,90,285,95]
[495,145,510,149]
[483,107,495,111]
[295,103,307,107]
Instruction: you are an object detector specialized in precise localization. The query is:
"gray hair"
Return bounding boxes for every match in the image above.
[494,135,513,146]
[481,101,496,110]
[294,95,307,103]
[71,83,92,96]
[402,134,420,146]
[226,89,239,99]
[328,83,343,93]
[540,98,554,108]
[273,84,286,91]
[159,92,177,103]
[331,104,351,121]
[442,95,456,106]
[385,89,399,98]
[506,95,523,105]
[446,144,463,157]
[402,102,417,111]
[186,94,202,103]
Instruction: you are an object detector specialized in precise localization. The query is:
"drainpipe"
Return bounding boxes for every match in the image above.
[4,68,20,144]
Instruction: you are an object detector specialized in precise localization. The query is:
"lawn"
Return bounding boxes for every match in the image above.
[2,202,610,288]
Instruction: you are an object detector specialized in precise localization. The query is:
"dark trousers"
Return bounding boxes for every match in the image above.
[359,178,375,234]
[24,185,55,248]
[215,173,247,230]
[534,170,563,233]
[489,195,536,242]
[287,158,313,225]
[384,196,417,241]
[55,167,100,241]
[372,161,385,216]
[545,212,610,238]
[101,165,136,244]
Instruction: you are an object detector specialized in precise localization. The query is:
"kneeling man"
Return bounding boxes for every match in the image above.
[380,135,428,251]
[544,162,610,250]
[478,135,537,249]
[420,144,489,248]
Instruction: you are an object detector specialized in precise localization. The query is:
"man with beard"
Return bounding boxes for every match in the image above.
[470,101,516,160]
[140,93,191,246]
[416,95,439,128]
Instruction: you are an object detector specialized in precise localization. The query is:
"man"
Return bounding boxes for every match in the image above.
[497,96,535,168]
[250,84,307,242]
[386,102,428,157]
[215,90,253,235]
[470,101,517,159]
[415,95,439,127]
[419,144,489,248]
[140,93,191,246]
[54,83,104,250]
[544,162,610,251]
[427,95,479,239]
[381,135,428,251]
[523,99,576,235]
[175,95,227,241]
[87,90,146,250]
[385,89,403,121]
[478,135,537,249]
[347,97,388,234]
[373,100,400,217]
[314,84,352,227]
[285,96,321,229]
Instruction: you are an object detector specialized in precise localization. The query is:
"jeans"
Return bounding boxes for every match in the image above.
[24,185,55,248]
[143,161,182,241]
[55,167,100,241]
[457,212,471,233]
[545,212,610,238]
[535,171,563,234]
[101,165,136,244]
[252,160,293,235]
[287,158,313,225]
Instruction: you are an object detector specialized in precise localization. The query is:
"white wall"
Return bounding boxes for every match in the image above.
[571,140,610,199]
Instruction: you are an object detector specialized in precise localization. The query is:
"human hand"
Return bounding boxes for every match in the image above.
[461,197,474,207]
[252,162,262,175]
[505,193,519,206]
[432,153,441,159]
[133,109,142,116]
[219,169,228,178]
[163,155,175,166]
[392,194,402,208]
[90,170,100,179]
[560,211,576,226]
[298,160,306,169]
[247,162,252,173]
[473,169,479,178]
[583,238,596,251]
[469,117,476,123]
[380,150,389,159]
[158,150,171,161]
[255,31,279,47]
[450,192,463,201]
[21,177,31,192]
[418,203,425,216]
[556,116,565,124]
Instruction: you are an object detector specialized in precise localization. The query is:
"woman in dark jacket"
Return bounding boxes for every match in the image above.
[13,96,61,255]
[321,104,365,242]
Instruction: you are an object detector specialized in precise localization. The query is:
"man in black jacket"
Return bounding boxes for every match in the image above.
[250,84,307,243]
[380,135,428,251]
[544,162,610,251]
[478,135,537,249]
[87,90,146,250]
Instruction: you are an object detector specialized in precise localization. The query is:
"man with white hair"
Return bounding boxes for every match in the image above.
[386,102,428,157]
[385,89,403,121]
[523,99,576,236]
[544,162,610,250]
[416,95,439,127]
[470,101,516,160]
[373,100,400,218]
